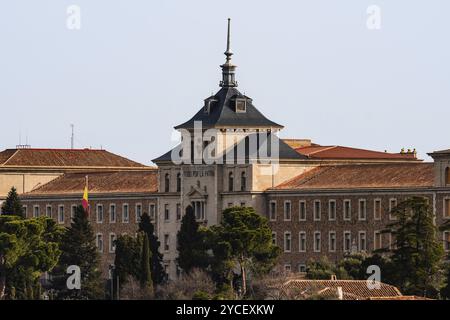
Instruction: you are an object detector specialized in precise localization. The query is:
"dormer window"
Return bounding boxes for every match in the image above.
[204,98,217,114]
[235,98,247,113]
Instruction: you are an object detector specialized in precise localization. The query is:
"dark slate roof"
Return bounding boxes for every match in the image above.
[152,133,306,164]
[174,87,283,130]
[428,149,450,157]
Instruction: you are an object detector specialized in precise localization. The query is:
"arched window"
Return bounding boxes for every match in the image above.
[176,173,181,192]
[228,172,234,192]
[446,167,450,185]
[240,171,246,191]
[164,173,170,193]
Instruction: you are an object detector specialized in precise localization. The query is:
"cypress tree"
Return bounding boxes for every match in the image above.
[52,205,103,299]
[387,196,445,298]
[140,233,153,294]
[1,187,24,218]
[138,212,167,284]
[177,206,209,274]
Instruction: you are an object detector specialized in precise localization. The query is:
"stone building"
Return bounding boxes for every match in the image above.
[4,20,450,281]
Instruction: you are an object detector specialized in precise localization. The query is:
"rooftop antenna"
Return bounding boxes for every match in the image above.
[70,124,74,149]
[16,130,31,149]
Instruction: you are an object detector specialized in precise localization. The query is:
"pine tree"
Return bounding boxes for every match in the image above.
[1,187,24,218]
[387,196,445,298]
[177,206,209,274]
[52,205,103,299]
[138,212,167,285]
[140,233,153,294]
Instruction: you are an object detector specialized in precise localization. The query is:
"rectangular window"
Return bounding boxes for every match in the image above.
[284,264,291,274]
[444,198,450,219]
[374,231,382,250]
[58,205,64,224]
[374,199,382,220]
[358,199,367,221]
[328,200,336,221]
[96,233,103,253]
[359,231,367,252]
[314,200,321,221]
[299,201,306,221]
[164,204,170,221]
[46,205,52,218]
[444,231,450,252]
[110,204,116,223]
[329,231,336,252]
[314,232,321,252]
[298,264,307,273]
[22,205,28,218]
[284,232,291,252]
[284,201,291,221]
[299,232,306,252]
[176,203,182,221]
[344,231,351,252]
[343,200,351,221]
[164,234,170,252]
[136,204,142,223]
[123,204,129,223]
[109,233,116,253]
[149,204,156,220]
[97,204,104,223]
[33,206,40,218]
[272,232,277,246]
[269,201,277,221]
[389,198,398,220]
[71,205,76,221]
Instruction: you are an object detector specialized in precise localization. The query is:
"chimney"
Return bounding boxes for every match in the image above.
[337,287,343,300]
[331,274,337,281]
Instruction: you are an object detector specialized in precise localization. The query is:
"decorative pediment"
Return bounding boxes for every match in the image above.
[186,185,208,200]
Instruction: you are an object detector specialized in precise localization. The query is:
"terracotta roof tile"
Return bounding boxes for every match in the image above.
[281,280,401,300]
[0,148,146,168]
[272,163,434,190]
[295,145,418,161]
[24,170,158,195]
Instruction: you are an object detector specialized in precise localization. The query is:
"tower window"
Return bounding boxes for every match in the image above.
[164,173,170,192]
[228,171,234,192]
[176,173,181,192]
[235,98,246,113]
[446,167,450,185]
[204,98,217,114]
[240,171,246,191]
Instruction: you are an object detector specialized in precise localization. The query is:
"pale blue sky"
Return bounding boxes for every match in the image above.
[1,0,449,164]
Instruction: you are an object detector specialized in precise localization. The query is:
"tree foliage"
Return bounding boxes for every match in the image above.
[52,205,103,299]
[138,212,167,285]
[386,197,445,298]
[1,187,24,218]
[0,215,63,299]
[205,206,280,297]
[177,206,209,274]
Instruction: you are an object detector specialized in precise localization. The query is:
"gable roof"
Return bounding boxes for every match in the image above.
[24,170,158,195]
[174,87,283,130]
[153,133,306,164]
[295,145,419,161]
[281,279,402,300]
[271,163,434,190]
[0,148,146,169]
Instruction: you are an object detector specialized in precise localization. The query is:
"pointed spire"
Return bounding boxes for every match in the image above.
[220,18,238,88]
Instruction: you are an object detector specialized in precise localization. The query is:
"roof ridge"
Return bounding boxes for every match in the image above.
[306,146,337,156]
[2,149,20,166]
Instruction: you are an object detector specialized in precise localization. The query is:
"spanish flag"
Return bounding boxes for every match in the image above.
[82,175,89,215]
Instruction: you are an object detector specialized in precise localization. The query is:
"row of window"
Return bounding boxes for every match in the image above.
[95,233,117,253]
[227,171,247,192]
[24,203,157,224]
[276,230,450,253]
[269,198,401,222]
[277,230,386,253]
[164,173,182,193]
